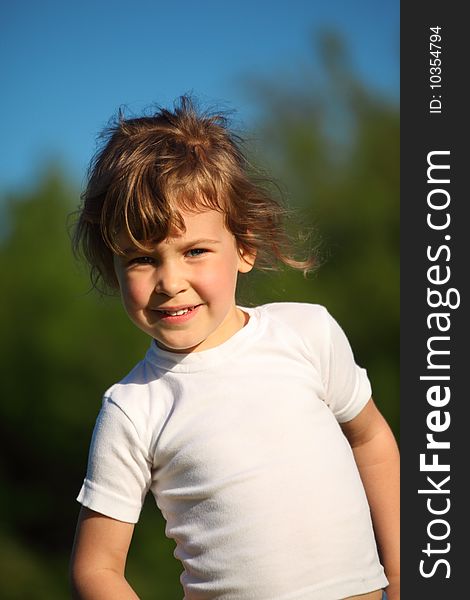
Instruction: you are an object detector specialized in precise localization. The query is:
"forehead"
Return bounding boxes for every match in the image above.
[115,209,231,251]
[174,209,228,236]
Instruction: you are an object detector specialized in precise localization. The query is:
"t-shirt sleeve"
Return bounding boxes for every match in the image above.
[77,395,152,523]
[322,310,372,423]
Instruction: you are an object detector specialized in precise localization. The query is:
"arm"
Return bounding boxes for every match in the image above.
[70,507,139,600]
[341,398,400,600]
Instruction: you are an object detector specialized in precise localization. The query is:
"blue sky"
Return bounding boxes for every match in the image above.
[1,0,398,193]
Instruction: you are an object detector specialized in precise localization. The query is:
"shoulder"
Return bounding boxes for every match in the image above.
[256,302,331,342]
[99,353,172,439]
[258,301,328,321]
[105,358,151,406]
[255,304,371,422]
[251,302,335,365]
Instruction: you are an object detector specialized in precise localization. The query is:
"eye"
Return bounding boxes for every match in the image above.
[129,256,155,265]
[186,248,208,258]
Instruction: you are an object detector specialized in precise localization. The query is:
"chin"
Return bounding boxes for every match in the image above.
[156,337,203,353]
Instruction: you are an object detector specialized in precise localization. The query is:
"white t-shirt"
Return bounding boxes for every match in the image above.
[78,303,388,599]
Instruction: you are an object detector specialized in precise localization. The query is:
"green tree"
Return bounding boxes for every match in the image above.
[0,170,181,597]
[0,32,398,598]
[243,31,399,433]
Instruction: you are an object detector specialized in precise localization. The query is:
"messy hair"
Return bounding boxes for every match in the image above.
[72,95,315,290]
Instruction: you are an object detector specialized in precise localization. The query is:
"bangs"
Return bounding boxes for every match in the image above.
[100,159,227,255]
[73,95,316,293]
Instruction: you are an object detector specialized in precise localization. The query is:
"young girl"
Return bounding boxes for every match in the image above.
[70,96,400,600]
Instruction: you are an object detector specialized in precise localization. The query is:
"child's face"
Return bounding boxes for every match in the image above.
[113,209,254,353]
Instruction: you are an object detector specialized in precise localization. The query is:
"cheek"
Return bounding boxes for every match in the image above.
[119,275,153,309]
[197,259,239,297]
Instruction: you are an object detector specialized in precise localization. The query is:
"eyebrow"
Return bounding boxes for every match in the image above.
[121,246,149,255]
[121,239,222,255]
[183,238,221,247]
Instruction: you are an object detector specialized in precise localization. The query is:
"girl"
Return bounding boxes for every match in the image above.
[70,96,399,599]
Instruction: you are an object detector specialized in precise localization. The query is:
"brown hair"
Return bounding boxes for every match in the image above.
[72,95,314,291]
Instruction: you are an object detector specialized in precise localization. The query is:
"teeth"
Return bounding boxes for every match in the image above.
[161,307,193,316]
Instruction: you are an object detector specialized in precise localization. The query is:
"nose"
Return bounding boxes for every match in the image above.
[154,261,188,297]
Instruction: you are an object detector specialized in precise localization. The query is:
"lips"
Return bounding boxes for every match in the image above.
[158,307,192,316]
[152,304,204,323]
[156,304,200,316]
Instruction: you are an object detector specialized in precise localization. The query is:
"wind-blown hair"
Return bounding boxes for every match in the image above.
[72,95,314,290]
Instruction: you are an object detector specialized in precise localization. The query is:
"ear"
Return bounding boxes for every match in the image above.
[237,247,256,274]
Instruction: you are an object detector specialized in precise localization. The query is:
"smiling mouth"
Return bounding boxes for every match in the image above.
[155,305,200,317]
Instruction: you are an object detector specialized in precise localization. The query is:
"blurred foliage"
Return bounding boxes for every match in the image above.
[0,33,398,599]
[242,31,399,431]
